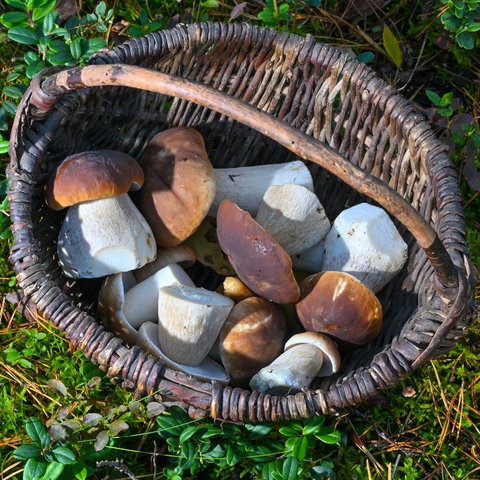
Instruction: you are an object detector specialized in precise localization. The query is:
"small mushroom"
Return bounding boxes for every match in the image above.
[157,284,234,366]
[133,127,216,247]
[123,263,195,328]
[209,160,314,216]
[98,272,141,346]
[255,183,330,256]
[322,203,408,293]
[218,296,287,387]
[216,276,255,303]
[216,199,300,304]
[296,271,383,346]
[249,332,341,393]
[46,150,156,278]
[137,321,230,385]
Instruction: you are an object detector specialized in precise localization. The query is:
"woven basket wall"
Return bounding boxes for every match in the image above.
[7,22,477,423]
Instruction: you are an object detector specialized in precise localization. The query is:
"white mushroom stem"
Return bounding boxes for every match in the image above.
[137,321,230,385]
[98,272,140,347]
[123,263,195,328]
[249,344,324,393]
[157,285,234,366]
[249,332,341,393]
[322,203,408,293]
[290,240,325,274]
[255,183,330,256]
[58,194,156,278]
[209,160,314,216]
[133,244,196,283]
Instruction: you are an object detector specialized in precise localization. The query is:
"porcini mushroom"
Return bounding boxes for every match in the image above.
[296,271,383,346]
[133,127,216,247]
[209,160,314,215]
[249,331,341,393]
[216,199,300,304]
[157,284,234,366]
[137,321,230,385]
[123,263,195,328]
[322,203,408,293]
[255,183,330,256]
[98,272,141,346]
[218,296,287,387]
[47,150,156,278]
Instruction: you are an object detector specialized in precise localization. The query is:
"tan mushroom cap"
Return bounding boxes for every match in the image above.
[219,296,287,386]
[284,331,341,377]
[45,150,144,210]
[133,127,216,247]
[216,199,300,304]
[296,271,383,346]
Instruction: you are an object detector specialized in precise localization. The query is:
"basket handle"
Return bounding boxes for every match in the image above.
[20,64,460,295]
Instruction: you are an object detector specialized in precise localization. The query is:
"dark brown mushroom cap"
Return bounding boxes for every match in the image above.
[133,127,216,247]
[216,199,300,304]
[219,296,287,387]
[45,150,144,210]
[296,271,383,346]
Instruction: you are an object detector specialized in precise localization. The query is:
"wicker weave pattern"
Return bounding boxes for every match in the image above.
[7,22,477,421]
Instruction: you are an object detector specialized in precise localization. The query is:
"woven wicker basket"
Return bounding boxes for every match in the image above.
[7,22,477,422]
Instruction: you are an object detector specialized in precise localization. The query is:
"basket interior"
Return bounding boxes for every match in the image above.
[23,24,445,391]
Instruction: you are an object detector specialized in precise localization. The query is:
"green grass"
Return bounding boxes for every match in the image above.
[0,0,479,478]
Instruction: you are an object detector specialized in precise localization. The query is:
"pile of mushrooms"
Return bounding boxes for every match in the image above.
[45,126,408,393]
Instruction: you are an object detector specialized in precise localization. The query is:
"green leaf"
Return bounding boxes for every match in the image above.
[42,461,65,480]
[289,436,309,461]
[25,417,50,449]
[69,38,83,60]
[3,85,25,99]
[356,51,375,64]
[456,31,475,49]
[201,0,219,7]
[425,89,442,105]
[316,429,341,444]
[0,140,10,153]
[8,27,39,45]
[32,0,56,22]
[225,444,243,466]
[95,1,107,17]
[26,60,45,79]
[42,11,56,34]
[179,425,204,443]
[302,416,325,435]
[24,458,47,479]
[12,444,42,460]
[281,456,300,480]
[383,25,403,67]
[52,445,76,464]
[6,0,27,8]
[439,91,453,107]
[0,11,29,27]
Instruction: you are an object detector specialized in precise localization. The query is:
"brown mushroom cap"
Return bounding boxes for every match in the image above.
[216,199,300,304]
[219,296,287,387]
[296,271,383,346]
[133,127,216,247]
[45,150,144,210]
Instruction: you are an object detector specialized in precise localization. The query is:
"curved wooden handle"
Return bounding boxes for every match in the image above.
[22,63,459,291]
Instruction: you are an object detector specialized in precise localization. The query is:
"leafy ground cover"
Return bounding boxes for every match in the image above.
[0,0,479,479]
